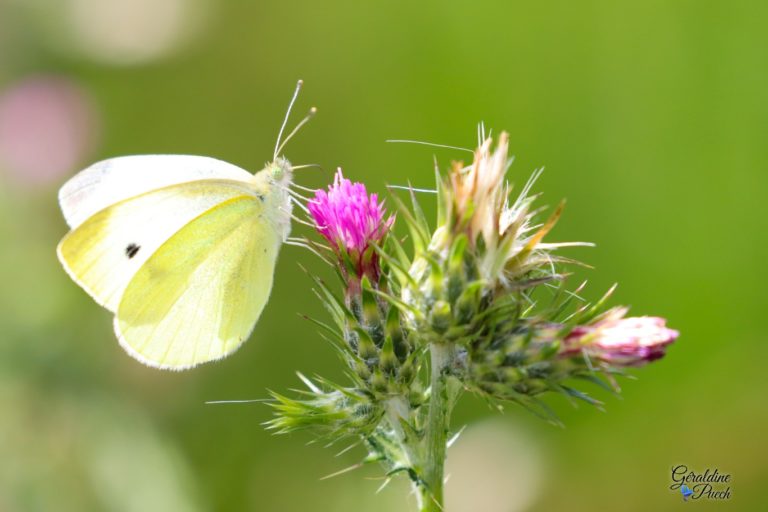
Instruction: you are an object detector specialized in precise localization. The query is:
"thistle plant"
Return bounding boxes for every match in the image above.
[267,134,678,511]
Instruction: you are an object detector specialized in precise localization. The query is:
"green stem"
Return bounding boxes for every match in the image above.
[419,342,455,512]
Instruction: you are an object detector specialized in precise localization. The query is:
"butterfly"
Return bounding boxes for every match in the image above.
[57,81,314,370]
[680,484,694,501]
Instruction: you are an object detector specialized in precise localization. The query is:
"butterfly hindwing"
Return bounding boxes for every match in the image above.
[114,195,281,369]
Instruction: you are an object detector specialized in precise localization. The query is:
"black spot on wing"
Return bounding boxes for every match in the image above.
[126,243,140,259]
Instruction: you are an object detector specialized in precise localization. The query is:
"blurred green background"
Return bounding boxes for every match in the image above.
[1,1,766,510]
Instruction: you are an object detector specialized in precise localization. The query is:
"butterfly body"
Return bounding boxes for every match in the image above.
[57,155,294,370]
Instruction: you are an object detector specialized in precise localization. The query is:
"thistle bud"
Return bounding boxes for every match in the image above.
[266,378,382,437]
[563,308,679,366]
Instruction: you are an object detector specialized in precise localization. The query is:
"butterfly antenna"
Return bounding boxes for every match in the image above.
[276,107,317,157]
[274,80,304,160]
[386,139,474,153]
[290,163,325,174]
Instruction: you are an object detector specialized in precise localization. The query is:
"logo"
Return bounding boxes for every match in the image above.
[670,465,731,501]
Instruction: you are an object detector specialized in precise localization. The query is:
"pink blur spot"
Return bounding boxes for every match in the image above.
[0,76,99,187]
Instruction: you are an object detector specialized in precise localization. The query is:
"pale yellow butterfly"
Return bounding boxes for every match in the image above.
[57,81,314,370]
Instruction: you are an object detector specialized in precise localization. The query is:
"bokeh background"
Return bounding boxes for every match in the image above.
[1,1,766,511]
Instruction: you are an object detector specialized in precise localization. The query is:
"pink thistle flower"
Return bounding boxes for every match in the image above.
[308,170,394,286]
[563,308,679,366]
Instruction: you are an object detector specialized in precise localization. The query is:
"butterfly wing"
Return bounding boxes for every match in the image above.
[57,179,256,312]
[59,155,253,229]
[114,195,281,369]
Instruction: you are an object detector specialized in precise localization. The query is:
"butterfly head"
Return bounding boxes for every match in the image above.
[267,157,294,187]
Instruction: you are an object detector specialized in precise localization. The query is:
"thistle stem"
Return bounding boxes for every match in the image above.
[419,342,455,512]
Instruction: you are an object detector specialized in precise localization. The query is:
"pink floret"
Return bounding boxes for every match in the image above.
[308,170,393,283]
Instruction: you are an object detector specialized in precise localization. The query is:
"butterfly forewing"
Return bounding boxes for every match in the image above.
[59,155,254,229]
